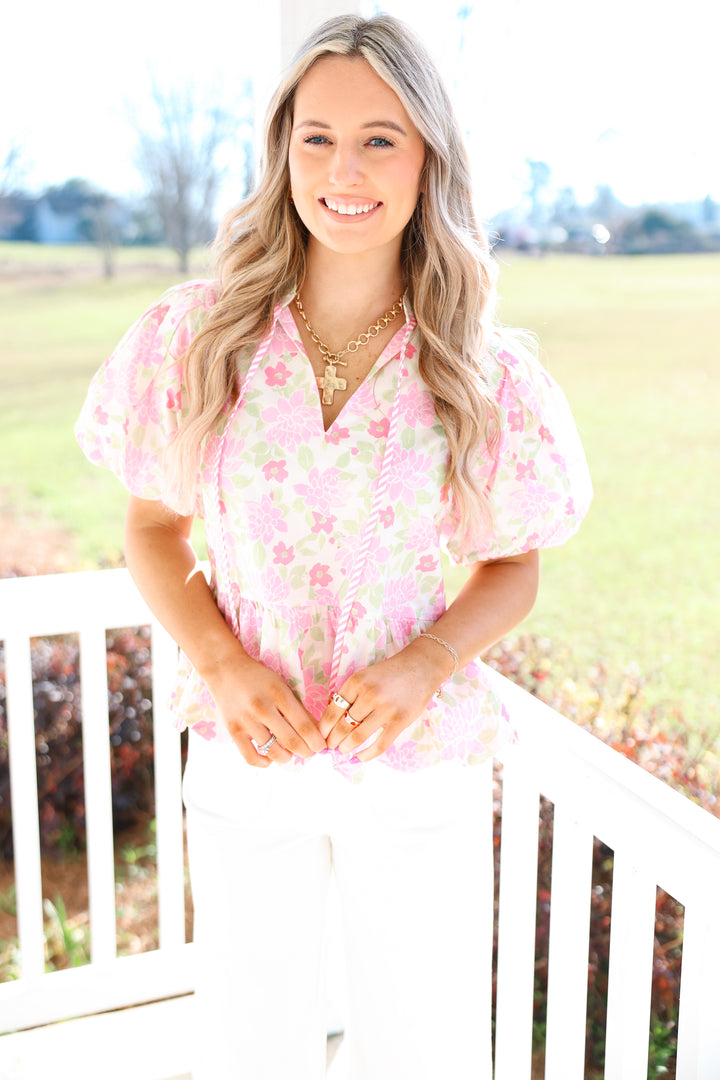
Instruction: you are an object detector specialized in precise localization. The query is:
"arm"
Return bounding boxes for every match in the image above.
[124,495,326,765]
[321,549,539,760]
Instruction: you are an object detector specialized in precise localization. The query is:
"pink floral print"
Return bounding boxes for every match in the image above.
[76,280,592,778]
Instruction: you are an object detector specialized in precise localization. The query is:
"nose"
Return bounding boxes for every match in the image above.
[328,143,364,186]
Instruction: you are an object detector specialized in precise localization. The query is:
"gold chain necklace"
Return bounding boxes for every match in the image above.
[294,293,404,405]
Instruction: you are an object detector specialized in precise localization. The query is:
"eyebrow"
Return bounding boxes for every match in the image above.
[295,119,408,136]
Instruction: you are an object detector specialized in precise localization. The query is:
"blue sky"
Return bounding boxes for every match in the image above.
[3,0,718,217]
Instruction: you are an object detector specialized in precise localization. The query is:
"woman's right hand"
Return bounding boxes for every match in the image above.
[202,650,327,767]
[124,495,325,768]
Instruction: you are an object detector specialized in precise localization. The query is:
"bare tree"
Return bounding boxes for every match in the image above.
[134,82,247,273]
[0,147,19,196]
[0,138,27,237]
[0,138,25,196]
[83,192,123,279]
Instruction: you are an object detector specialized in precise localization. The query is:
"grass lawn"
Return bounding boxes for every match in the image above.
[485,252,720,733]
[1,245,719,736]
[0,244,212,562]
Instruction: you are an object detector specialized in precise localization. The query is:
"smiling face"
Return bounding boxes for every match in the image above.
[288,55,426,265]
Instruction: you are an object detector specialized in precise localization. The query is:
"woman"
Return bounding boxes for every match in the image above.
[77,13,591,1079]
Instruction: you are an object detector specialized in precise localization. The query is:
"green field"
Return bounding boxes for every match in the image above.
[1,244,719,736]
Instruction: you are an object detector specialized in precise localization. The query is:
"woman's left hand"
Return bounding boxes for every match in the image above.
[319,639,452,762]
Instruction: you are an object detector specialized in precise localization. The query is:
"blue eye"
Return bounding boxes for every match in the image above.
[368,137,393,147]
[304,135,329,145]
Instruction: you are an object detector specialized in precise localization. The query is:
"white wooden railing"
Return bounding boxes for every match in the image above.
[1,569,720,1080]
[0,570,189,1032]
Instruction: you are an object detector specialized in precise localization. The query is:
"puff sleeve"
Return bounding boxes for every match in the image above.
[440,338,593,565]
[75,279,219,514]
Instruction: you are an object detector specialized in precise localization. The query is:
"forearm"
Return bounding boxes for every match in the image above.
[124,497,325,761]
[124,507,249,683]
[406,551,539,683]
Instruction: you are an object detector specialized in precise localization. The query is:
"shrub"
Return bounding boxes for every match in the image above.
[0,627,160,860]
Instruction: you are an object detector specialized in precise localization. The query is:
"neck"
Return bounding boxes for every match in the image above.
[298,241,405,333]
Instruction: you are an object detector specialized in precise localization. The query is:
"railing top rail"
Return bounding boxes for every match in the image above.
[0,568,150,639]
[493,670,720,877]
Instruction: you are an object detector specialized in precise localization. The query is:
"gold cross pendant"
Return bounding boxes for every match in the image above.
[318,364,347,405]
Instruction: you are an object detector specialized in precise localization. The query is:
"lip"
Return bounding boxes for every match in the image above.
[319,197,382,222]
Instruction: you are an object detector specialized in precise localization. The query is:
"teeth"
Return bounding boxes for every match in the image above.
[324,199,378,215]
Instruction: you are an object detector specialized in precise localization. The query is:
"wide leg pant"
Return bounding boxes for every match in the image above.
[183,732,494,1079]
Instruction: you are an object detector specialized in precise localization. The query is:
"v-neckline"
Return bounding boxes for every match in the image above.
[277,303,410,437]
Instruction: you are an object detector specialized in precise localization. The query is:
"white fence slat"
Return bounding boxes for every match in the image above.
[475,760,496,1080]
[544,806,594,1080]
[79,623,118,967]
[675,892,720,1079]
[603,849,656,1079]
[151,622,186,950]
[493,748,540,1080]
[5,633,45,980]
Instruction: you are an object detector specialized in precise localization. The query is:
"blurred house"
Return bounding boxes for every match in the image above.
[0,181,131,244]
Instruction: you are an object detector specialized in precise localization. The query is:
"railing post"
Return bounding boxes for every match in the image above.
[544,804,594,1079]
[494,748,540,1080]
[151,623,186,950]
[603,849,656,1079]
[79,621,118,966]
[675,888,720,1079]
[5,633,45,980]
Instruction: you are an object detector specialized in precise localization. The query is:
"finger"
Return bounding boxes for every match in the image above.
[318,690,354,738]
[233,734,273,768]
[335,719,383,758]
[259,738,293,766]
[353,726,390,763]
[326,705,370,750]
[250,728,292,766]
[274,707,326,756]
[246,695,322,758]
[272,689,327,754]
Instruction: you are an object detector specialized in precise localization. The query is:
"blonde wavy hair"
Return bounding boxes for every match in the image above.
[168,13,503,548]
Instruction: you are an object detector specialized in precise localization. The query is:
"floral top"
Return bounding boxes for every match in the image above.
[76,280,592,779]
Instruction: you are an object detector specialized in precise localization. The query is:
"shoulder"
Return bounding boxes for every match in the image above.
[151,278,222,329]
[121,278,222,365]
[482,329,544,383]
[481,330,562,421]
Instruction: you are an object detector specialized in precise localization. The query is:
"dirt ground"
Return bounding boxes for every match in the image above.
[0,500,83,578]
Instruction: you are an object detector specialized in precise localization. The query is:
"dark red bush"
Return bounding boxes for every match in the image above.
[0,627,161,860]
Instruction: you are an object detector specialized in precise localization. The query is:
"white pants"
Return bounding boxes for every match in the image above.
[183,733,494,1080]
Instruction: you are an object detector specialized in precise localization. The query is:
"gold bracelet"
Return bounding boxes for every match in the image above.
[419,633,459,699]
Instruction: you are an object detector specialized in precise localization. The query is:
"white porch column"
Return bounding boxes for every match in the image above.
[280,0,364,66]
[250,0,365,177]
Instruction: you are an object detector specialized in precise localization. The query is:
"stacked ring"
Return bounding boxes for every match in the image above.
[332,692,351,710]
[256,734,277,756]
[344,712,361,728]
